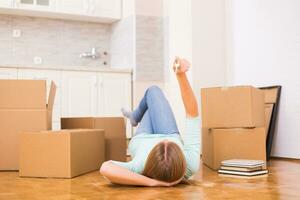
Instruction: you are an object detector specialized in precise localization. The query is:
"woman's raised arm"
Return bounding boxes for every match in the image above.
[173,58,199,118]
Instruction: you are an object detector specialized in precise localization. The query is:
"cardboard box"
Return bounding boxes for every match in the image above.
[0,80,46,109]
[202,127,266,170]
[201,86,265,128]
[264,104,274,137]
[263,88,278,103]
[0,80,56,170]
[19,129,105,178]
[61,117,126,162]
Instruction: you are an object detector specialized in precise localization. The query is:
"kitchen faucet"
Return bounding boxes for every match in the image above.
[79,47,99,59]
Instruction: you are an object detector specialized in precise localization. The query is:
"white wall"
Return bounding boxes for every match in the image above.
[136,0,163,16]
[227,0,300,158]
[191,0,227,108]
[191,0,227,153]
[163,0,193,134]
[110,0,135,69]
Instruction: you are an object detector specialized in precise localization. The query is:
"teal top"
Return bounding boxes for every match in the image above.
[112,117,200,180]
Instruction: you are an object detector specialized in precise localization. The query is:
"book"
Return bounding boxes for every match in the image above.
[218,169,268,176]
[220,166,263,172]
[219,173,268,179]
[221,159,265,168]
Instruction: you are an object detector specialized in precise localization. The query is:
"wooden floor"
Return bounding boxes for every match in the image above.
[1,159,300,200]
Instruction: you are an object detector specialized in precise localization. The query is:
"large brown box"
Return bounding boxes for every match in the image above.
[202,127,266,170]
[61,117,126,162]
[201,86,265,128]
[0,80,56,170]
[19,129,105,178]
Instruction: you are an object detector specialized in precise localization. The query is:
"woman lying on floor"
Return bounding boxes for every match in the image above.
[100,57,200,187]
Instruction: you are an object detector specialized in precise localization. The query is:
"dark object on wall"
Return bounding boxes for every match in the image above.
[259,85,282,160]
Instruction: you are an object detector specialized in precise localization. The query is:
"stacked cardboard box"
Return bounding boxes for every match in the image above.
[0,79,127,178]
[201,86,267,170]
[0,80,56,170]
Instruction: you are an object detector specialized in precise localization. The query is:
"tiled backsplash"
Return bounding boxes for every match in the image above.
[0,14,166,81]
[0,14,110,67]
[110,15,135,69]
[135,15,164,81]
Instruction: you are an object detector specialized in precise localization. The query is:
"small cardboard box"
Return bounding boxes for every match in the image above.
[61,117,126,162]
[202,127,266,170]
[0,80,56,170]
[201,86,265,128]
[19,129,105,178]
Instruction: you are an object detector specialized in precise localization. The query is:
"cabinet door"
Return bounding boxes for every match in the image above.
[56,0,89,14]
[0,0,12,8]
[89,0,121,19]
[61,71,97,117]
[15,0,56,11]
[98,73,131,116]
[0,68,18,79]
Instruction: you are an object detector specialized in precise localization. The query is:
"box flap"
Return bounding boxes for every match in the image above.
[47,81,56,111]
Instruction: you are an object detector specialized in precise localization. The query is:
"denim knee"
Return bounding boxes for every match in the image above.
[147,86,162,94]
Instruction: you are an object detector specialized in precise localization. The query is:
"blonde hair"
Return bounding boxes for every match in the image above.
[142,141,186,183]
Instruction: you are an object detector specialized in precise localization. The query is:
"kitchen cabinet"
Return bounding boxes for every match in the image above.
[0,0,12,8]
[0,68,18,79]
[90,0,121,19]
[1,0,122,23]
[61,71,98,117]
[56,0,88,15]
[98,72,131,116]
[14,0,56,11]
[57,0,121,19]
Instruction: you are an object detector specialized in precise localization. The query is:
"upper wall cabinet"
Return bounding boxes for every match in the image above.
[56,0,89,15]
[90,0,121,19]
[56,0,121,19]
[0,0,122,23]
[14,0,56,11]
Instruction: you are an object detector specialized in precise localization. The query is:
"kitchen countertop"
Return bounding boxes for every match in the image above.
[0,64,132,74]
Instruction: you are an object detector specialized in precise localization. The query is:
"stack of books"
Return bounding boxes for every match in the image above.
[218,159,268,178]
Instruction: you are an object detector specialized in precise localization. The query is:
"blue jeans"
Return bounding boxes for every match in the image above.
[133,86,179,135]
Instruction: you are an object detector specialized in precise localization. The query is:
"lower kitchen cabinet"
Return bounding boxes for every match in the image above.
[61,71,98,117]
[0,67,132,136]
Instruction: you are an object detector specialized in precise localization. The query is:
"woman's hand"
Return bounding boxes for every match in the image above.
[173,57,191,74]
